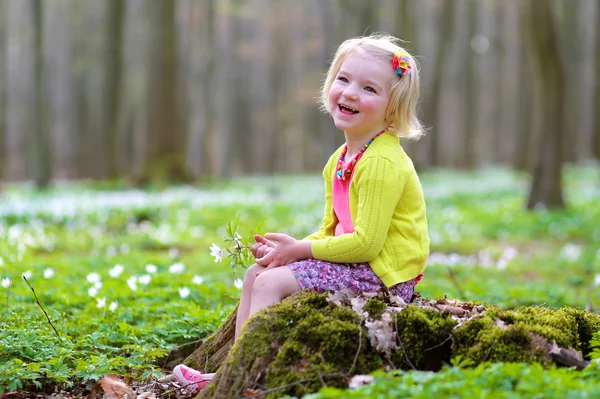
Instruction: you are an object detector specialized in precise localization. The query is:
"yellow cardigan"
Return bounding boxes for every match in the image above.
[306,132,429,287]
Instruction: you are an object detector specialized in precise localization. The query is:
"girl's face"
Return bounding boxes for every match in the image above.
[328,53,396,139]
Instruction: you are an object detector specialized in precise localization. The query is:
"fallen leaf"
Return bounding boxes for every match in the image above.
[437,304,467,317]
[100,374,135,399]
[137,392,157,399]
[243,388,260,398]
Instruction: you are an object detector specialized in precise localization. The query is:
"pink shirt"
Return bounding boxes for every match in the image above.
[333,162,354,236]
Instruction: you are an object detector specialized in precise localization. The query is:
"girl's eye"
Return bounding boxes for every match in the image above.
[365,86,376,93]
[338,77,348,83]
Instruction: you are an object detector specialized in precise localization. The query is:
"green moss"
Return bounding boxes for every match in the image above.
[391,306,457,370]
[563,307,600,357]
[199,292,600,399]
[364,298,387,320]
[453,305,587,366]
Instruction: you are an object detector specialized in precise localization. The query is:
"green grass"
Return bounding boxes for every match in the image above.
[1,163,599,396]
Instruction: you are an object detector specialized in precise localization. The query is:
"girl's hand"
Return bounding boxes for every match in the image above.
[256,233,312,274]
[252,234,276,265]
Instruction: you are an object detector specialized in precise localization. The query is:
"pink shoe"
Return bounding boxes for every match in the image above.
[172,364,211,390]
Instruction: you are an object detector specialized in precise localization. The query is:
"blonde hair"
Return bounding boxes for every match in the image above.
[320,33,424,140]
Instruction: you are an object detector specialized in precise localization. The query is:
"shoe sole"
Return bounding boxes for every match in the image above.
[173,365,209,389]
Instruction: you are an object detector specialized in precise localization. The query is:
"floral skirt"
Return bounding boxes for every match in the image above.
[288,258,416,303]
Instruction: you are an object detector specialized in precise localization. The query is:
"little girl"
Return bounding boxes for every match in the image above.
[173,33,429,390]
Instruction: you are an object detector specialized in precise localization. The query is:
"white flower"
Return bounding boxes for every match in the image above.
[86,273,101,284]
[109,264,125,278]
[1,278,11,288]
[561,244,582,262]
[138,274,151,286]
[210,244,223,263]
[169,262,185,274]
[94,281,102,289]
[594,274,600,287]
[169,247,179,259]
[96,297,106,308]
[88,286,99,297]
[43,268,54,279]
[0,256,3,266]
[22,270,32,279]
[233,233,243,250]
[145,264,158,274]
[178,287,191,298]
[192,275,205,285]
[109,301,118,312]
[233,279,243,289]
[127,276,138,291]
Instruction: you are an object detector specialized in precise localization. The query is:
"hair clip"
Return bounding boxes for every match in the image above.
[392,51,412,77]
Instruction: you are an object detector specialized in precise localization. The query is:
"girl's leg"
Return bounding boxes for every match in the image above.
[248,265,301,318]
[235,263,266,339]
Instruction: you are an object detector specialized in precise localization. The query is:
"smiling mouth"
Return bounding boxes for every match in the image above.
[339,104,359,114]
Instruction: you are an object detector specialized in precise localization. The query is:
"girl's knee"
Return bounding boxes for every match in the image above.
[252,272,273,294]
[243,263,265,289]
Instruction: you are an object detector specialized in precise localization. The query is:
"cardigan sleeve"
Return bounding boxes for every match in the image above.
[310,156,404,262]
[304,155,336,241]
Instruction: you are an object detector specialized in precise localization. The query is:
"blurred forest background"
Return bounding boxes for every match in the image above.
[0,0,598,200]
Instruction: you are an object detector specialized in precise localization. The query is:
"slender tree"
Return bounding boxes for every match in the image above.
[424,0,454,167]
[595,2,600,160]
[522,0,565,210]
[103,0,125,179]
[31,0,50,188]
[141,0,183,182]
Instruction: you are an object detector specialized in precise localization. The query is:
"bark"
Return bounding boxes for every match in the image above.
[186,0,215,177]
[522,0,565,210]
[5,0,34,180]
[31,0,50,188]
[463,0,478,169]
[103,0,125,179]
[595,1,600,160]
[139,0,184,183]
[46,0,75,179]
[422,0,454,167]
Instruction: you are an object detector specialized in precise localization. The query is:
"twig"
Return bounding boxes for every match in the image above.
[22,276,63,342]
[161,310,208,334]
[347,321,363,375]
[446,266,466,299]
[394,313,416,370]
[424,335,452,352]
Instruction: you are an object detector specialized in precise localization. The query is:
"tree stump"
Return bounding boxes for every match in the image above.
[181,290,600,399]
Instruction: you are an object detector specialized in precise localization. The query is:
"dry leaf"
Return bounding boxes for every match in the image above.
[243,388,260,398]
[137,392,157,399]
[100,374,135,399]
[437,304,467,317]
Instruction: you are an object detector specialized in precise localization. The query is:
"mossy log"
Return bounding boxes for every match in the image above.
[182,291,600,399]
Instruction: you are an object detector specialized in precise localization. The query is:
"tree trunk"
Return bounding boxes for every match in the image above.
[523,0,565,210]
[31,0,50,188]
[595,1,600,160]
[186,0,215,178]
[103,0,125,179]
[140,0,183,183]
[422,0,454,167]
[463,0,478,169]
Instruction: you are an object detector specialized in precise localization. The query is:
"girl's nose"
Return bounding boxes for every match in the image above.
[343,89,358,101]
